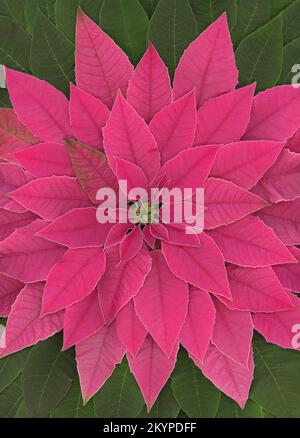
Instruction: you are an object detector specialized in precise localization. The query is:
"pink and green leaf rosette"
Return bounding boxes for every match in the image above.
[0,1,300,419]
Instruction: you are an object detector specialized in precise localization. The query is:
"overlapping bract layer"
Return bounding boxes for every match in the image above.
[1,10,300,410]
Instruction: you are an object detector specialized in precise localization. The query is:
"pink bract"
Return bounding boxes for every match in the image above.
[1,10,300,410]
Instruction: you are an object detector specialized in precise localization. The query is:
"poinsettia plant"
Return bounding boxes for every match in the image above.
[1,1,300,419]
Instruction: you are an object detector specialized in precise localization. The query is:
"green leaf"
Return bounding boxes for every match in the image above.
[235,15,283,91]
[25,0,56,34]
[282,0,300,45]
[177,409,189,418]
[216,395,263,418]
[262,409,277,418]
[231,0,271,48]
[251,334,300,418]
[30,10,75,94]
[0,16,31,72]
[138,381,180,418]
[0,376,23,417]
[0,349,29,393]
[271,0,295,16]
[93,359,144,418]
[148,0,198,77]
[99,0,149,64]
[139,0,159,17]
[51,378,94,418]
[0,0,26,29]
[15,401,29,418]
[188,0,237,33]
[278,36,300,84]
[171,350,221,418]
[55,0,104,42]
[22,335,75,418]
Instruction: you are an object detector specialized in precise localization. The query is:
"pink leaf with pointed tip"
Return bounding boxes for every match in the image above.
[134,251,188,356]
[103,93,160,184]
[143,226,156,249]
[76,323,125,402]
[0,283,63,358]
[179,287,215,362]
[0,209,36,241]
[67,138,118,203]
[75,9,133,109]
[196,344,254,409]
[105,222,130,249]
[173,14,238,107]
[5,68,73,142]
[212,299,253,368]
[163,222,200,247]
[255,199,300,245]
[162,233,232,299]
[253,293,300,350]
[0,273,23,317]
[194,85,255,145]
[0,108,38,161]
[208,216,295,267]
[115,300,147,358]
[127,44,172,123]
[220,265,294,313]
[149,90,196,164]
[115,158,149,192]
[286,128,300,153]
[119,226,144,263]
[63,290,104,350]
[0,162,33,213]
[11,176,91,220]
[69,84,109,149]
[204,177,268,230]
[13,143,74,178]
[252,149,300,203]
[98,246,152,324]
[149,223,169,241]
[0,220,66,282]
[42,247,106,315]
[37,207,112,248]
[128,336,178,410]
[211,141,284,190]
[273,247,300,292]
[244,86,300,141]
[161,146,218,191]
